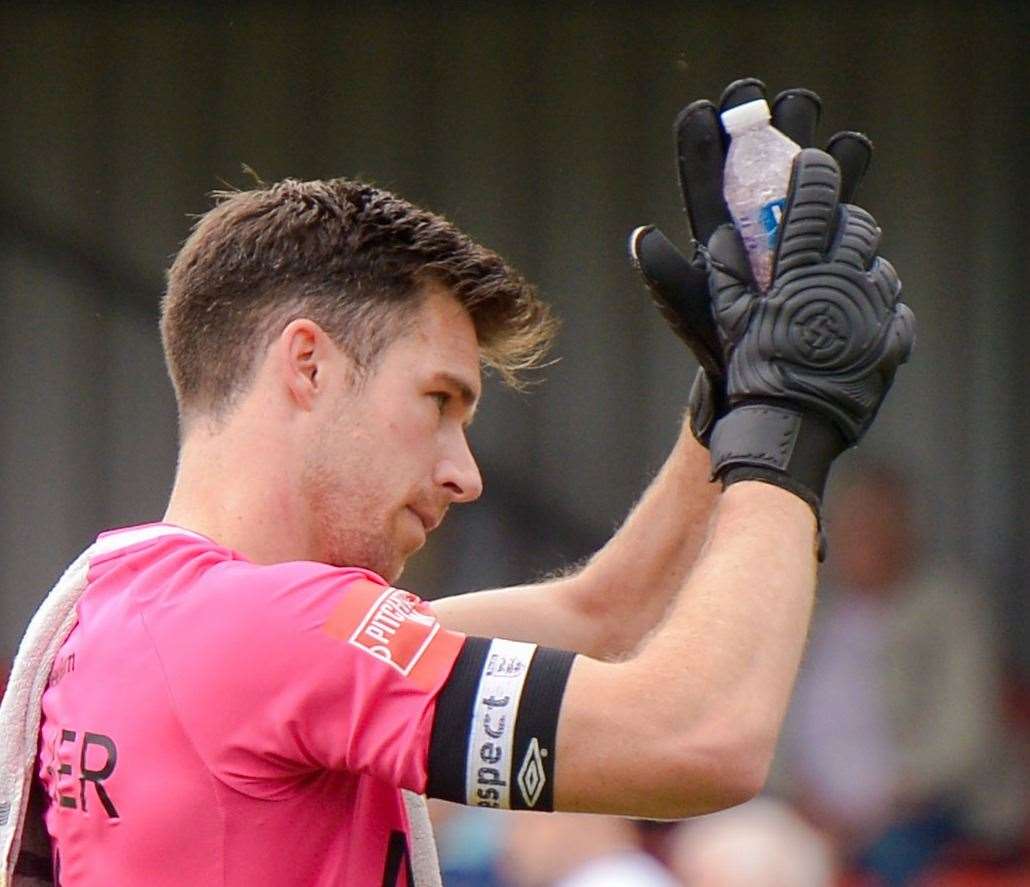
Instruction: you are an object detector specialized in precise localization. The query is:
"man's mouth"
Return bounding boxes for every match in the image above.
[408,506,442,534]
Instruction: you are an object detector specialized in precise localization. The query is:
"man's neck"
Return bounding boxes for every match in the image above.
[163,427,314,565]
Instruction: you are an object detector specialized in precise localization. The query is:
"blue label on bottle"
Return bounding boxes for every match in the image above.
[759,198,786,248]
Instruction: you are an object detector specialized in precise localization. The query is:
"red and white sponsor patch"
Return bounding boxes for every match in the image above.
[324,579,464,690]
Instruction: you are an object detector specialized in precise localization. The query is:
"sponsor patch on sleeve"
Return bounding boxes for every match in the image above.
[324,579,464,691]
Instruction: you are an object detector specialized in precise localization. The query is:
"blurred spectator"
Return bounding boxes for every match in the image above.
[669,796,837,886]
[428,800,508,887]
[632,818,686,875]
[772,462,1027,885]
[498,811,679,887]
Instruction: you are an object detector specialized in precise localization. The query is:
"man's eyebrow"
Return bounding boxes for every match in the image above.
[435,372,480,414]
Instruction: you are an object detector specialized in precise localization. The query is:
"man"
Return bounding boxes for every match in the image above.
[18,80,913,885]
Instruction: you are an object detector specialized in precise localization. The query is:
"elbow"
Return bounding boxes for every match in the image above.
[707,739,773,811]
[659,723,776,818]
[557,572,641,660]
[692,755,770,816]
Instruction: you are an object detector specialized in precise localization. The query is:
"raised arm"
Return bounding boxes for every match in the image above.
[425,145,914,819]
[432,424,717,659]
[556,480,816,815]
[435,79,877,659]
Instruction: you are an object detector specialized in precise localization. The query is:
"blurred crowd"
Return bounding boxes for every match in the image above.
[431,462,1030,887]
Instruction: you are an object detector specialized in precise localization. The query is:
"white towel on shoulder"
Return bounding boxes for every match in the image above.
[404,791,443,887]
[0,548,90,887]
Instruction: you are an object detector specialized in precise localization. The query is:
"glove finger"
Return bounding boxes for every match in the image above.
[868,255,903,313]
[889,302,916,367]
[771,88,822,148]
[707,223,753,281]
[675,100,730,244]
[774,148,842,278]
[707,223,756,343]
[718,77,767,112]
[827,131,873,203]
[688,367,718,445]
[873,302,915,392]
[629,226,723,376]
[832,204,881,271]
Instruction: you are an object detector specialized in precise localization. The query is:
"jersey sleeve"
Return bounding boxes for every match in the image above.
[145,560,466,796]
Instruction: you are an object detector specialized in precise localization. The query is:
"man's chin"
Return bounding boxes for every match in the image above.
[318,529,413,582]
[329,556,405,585]
[331,551,409,585]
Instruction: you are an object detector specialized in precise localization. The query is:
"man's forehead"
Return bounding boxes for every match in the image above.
[415,282,476,334]
[410,287,482,386]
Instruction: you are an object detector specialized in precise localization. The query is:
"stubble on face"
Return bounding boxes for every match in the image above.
[302,445,409,581]
[300,393,411,581]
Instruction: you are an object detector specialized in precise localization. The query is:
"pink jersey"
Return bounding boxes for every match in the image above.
[37,523,466,886]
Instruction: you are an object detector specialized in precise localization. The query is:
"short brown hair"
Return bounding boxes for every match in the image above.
[161,177,556,421]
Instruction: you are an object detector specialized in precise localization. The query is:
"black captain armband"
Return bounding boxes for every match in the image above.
[427,637,575,812]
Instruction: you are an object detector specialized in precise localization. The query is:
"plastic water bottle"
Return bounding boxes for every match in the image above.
[721,99,801,292]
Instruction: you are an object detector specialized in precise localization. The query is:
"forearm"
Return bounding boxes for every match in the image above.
[556,480,820,815]
[433,417,719,659]
[637,480,819,750]
[560,420,720,657]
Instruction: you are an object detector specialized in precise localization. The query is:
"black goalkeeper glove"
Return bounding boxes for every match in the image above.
[707,148,915,533]
[630,78,874,446]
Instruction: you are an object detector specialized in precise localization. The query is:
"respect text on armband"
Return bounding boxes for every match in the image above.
[474,692,512,806]
[464,639,536,809]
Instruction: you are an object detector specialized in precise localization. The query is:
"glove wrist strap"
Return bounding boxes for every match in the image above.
[709,403,847,561]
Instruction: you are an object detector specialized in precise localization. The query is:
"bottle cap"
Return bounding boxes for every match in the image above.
[720,99,771,133]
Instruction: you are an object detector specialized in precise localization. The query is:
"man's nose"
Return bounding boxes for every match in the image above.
[437,437,483,503]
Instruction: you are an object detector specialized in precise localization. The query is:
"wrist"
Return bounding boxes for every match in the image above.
[717,479,821,563]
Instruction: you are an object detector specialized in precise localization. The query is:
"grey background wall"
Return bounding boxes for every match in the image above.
[2,2,1027,678]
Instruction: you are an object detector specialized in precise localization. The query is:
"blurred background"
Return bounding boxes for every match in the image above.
[1,2,1026,884]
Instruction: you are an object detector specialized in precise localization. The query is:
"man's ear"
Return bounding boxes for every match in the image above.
[278,318,330,411]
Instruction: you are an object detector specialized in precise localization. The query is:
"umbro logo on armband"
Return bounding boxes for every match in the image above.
[516,737,548,808]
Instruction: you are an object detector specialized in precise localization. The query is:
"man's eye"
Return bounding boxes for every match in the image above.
[430,392,449,412]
